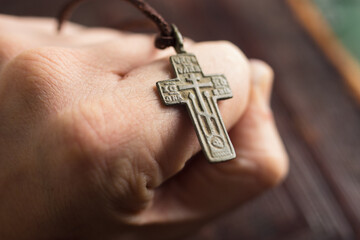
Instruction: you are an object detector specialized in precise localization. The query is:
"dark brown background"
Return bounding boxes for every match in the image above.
[1,0,359,239]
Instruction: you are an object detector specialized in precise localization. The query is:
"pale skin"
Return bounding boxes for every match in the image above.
[0,14,288,240]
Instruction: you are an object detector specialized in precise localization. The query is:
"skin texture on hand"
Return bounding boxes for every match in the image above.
[0,14,288,240]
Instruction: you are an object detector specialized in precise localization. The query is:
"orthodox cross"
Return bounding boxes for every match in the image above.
[157,53,236,163]
[56,1,236,163]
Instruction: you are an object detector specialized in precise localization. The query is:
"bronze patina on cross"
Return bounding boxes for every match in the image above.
[157,26,236,163]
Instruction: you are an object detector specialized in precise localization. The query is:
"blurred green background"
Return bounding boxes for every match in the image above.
[314,0,360,61]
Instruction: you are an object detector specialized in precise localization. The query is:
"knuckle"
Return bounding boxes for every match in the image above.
[251,59,274,76]
[250,59,274,87]
[220,149,289,189]
[215,40,248,64]
[213,41,251,116]
[256,152,289,188]
[0,47,78,109]
[4,47,70,94]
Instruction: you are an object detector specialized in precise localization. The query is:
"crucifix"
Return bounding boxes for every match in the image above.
[157,50,236,163]
[57,1,236,163]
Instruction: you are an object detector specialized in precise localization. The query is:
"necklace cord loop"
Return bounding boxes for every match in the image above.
[172,24,186,54]
[57,0,178,50]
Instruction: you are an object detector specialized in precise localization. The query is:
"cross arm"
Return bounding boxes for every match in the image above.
[210,75,233,100]
[156,79,185,105]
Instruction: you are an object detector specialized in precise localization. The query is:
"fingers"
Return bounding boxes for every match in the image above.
[105,41,250,187]
[250,59,274,102]
[0,15,160,72]
[72,33,167,76]
[0,15,73,70]
[231,60,288,186]
[0,14,194,80]
[0,15,81,57]
[143,60,288,223]
[0,14,82,34]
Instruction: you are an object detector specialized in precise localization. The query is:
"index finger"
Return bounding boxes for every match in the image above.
[0,15,163,71]
[107,41,251,187]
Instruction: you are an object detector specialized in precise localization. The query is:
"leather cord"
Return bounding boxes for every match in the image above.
[57,0,176,49]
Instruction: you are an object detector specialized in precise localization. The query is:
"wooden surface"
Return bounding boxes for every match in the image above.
[1,0,359,239]
[288,0,360,113]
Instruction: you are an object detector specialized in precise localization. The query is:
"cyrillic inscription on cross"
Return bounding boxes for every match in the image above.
[156,53,236,163]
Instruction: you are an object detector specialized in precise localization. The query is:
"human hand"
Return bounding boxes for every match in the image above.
[0,15,288,240]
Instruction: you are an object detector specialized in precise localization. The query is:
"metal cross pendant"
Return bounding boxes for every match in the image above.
[156,26,236,163]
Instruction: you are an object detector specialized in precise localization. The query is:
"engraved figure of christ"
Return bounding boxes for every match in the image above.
[157,53,236,162]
